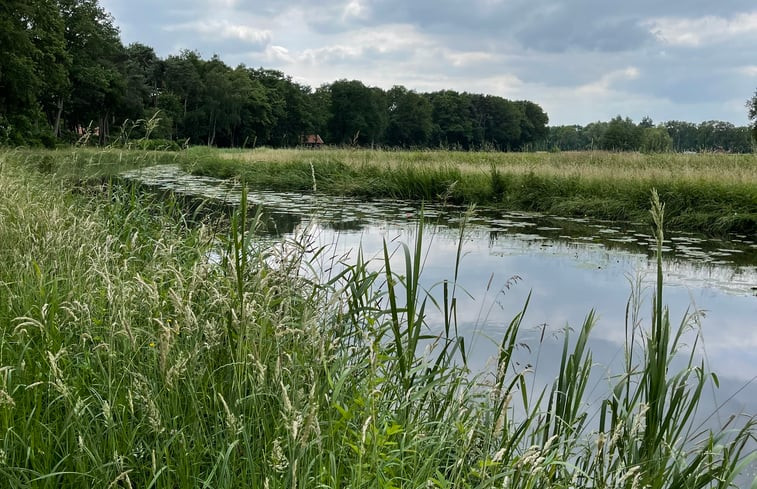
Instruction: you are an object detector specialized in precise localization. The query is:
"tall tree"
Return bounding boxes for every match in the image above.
[0,0,69,144]
[162,51,205,143]
[601,116,641,151]
[59,0,126,143]
[664,121,698,151]
[428,90,474,149]
[249,68,313,147]
[385,86,433,148]
[747,89,757,142]
[470,95,522,149]
[229,66,271,147]
[515,100,549,149]
[328,80,386,145]
[640,126,672,153]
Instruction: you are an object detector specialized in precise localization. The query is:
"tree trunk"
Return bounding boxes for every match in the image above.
[208,112,216,146]
[99,112,110,146]
[53,98,64,137]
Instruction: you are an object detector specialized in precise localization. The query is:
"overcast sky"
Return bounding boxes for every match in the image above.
[100,0,757,126]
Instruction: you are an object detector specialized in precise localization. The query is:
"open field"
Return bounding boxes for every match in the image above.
[186,148,757,236]
[0,149,754,487]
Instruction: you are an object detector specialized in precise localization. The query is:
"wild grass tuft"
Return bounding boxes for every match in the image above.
[0,149,754,488]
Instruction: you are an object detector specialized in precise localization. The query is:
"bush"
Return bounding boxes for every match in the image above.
[137,138,181,151]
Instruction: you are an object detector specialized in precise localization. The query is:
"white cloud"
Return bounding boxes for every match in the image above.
[577,67,640,96]
[165,20,271,46]
[342,0,370,21]
[300,44,363,63]
[208,0,238,8]
[647,12,757,46]
[443,50,499,67]
[299,24,434,64]
[265,45,294,64]
[739,65,757,77]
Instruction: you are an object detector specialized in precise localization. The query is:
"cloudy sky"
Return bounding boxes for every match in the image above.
[100,0,757,126]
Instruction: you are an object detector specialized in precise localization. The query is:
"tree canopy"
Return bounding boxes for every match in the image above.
[0,0,753,153]
[545,117,753,153]
[0,0,552,150]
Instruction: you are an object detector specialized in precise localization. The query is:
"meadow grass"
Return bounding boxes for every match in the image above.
[185,147,757,236]
[5,147,184,184]
[0,149,754,488]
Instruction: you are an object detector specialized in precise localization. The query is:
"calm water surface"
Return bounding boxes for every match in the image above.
[123,164,757,421]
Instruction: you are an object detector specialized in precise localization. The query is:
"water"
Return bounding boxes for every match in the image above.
[122,164,757,422]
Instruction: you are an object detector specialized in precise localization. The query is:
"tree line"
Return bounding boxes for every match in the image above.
[0,0,548,150]
[2,0,755,152]
[545,116,755,153]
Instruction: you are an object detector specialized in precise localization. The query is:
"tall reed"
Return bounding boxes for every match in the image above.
[0,149,753,488]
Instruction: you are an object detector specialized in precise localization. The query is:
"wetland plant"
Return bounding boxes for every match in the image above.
[0,150,754,488]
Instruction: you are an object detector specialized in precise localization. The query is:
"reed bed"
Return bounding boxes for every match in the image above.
[214,148,757,186]
[187,147,757,236]
[0,149,754,488]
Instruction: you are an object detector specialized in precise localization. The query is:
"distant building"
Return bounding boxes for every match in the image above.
[301,134,324,148]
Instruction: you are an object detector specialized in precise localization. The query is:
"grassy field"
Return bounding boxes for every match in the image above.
[0,148,754,487]
[185,147,757,236]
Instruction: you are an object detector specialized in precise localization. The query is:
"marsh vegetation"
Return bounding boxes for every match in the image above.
[188,147,757,236]
[0,149,755,488]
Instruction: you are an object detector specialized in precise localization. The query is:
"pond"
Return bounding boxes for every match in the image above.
[122,164,757,424]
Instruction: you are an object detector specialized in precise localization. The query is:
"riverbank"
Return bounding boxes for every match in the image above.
[185,147,757,236]
[0,149,754,487]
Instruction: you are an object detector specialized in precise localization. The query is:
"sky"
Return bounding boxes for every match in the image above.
[100,0,757,126]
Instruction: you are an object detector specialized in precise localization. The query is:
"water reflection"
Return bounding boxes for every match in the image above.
[122,164,757,420]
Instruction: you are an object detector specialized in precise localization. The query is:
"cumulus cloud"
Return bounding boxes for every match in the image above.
[99,0,757,124]
[577,67,641,96]
[165,20,271,47]
[647,12,757,46]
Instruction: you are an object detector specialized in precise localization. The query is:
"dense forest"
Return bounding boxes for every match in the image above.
[2,0,756,152]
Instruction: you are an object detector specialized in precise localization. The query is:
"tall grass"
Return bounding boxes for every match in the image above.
[185,147,757,236]
[0,150,754,488]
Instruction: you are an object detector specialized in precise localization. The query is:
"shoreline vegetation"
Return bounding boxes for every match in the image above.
[4,146,756,237]
[184,147,757,237]
[1,149,755,488]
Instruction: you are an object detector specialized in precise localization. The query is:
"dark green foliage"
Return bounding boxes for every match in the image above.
[328,80,388,145]
[641,126,673,153]
[602,116,643,151]
[0,0,552,152]
[3,0,750,154]
[429,90,475,148]
[385,86,433,148]
[547,117,753,153]
[60,0,127,143]
[470,95,523,150]
[515,100,549,148]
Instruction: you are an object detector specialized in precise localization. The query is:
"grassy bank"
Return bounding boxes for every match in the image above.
[5,147,185,184]
[0,149,755,487]
[185,147,757,236]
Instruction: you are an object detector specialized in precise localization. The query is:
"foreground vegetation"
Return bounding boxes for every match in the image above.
[0,149,755,487]
[187,147,757,236]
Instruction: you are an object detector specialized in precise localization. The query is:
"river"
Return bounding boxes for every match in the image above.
[122,164,757,425]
